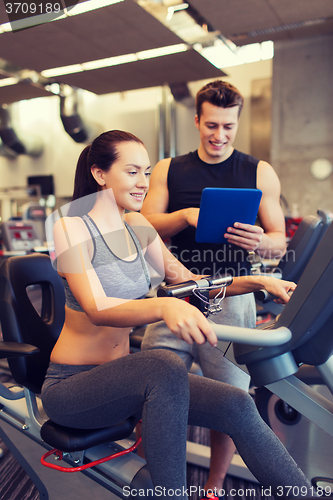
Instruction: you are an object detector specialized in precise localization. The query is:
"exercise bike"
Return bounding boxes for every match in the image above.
[250,208,333,487]
[0,220,333,497]
[0,259,267,498]
[255,208,332,316]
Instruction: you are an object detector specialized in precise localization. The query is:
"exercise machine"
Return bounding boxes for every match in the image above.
[0,258,243,497]
[0,185,47,257]
[21,201,47,243]
[252,209,333,487]
[255,208,332,316]
[1,218,42,252]
[0,223,333,495]
[238,220,333,488]
[159,221,333,488]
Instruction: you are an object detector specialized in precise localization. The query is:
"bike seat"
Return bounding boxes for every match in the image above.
[41,416,138,452]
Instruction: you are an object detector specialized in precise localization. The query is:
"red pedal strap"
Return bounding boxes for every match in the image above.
[40,437,142,472]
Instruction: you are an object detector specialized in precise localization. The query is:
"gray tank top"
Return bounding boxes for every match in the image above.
[63,214,151,312]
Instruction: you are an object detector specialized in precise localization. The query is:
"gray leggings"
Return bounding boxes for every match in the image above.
[41,349,311,499]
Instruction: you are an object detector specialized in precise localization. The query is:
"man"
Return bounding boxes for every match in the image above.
[140,80,286,500]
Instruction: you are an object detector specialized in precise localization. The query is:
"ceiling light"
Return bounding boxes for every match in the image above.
[261,41,274,60]
[0,0,124,33]
[0,77,19,87]
[0,22,13,33]
[81,54,137,70]
[40,44,189,78]
[137,43,188,60]
[64,0,124,16]
[0,42,189,89]
[41,64,83,78]
[240,43,262,64]
[2,12,65,32]
[198,40,274,69]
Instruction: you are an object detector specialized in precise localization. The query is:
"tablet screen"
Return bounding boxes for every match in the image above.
[195,188,262,244]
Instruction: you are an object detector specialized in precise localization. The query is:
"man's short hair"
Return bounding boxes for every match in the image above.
[196,80,244,119]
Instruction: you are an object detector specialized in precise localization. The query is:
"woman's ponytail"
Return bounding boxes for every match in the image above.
[68,145,96,216]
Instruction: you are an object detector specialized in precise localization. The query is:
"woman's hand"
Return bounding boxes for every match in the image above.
[261,277,296,304]
[161,297,217,347]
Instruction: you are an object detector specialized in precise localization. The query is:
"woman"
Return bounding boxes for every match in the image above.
[42,130,311,499]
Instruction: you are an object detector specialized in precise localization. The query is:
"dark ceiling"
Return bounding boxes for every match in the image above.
[190,0,333,45]
[0,0,332,104]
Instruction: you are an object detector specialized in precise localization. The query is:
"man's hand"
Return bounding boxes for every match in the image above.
[184,207,200,228]
[224,222,264,252]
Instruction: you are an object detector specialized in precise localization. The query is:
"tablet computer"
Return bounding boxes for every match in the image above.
[195,188,262,244]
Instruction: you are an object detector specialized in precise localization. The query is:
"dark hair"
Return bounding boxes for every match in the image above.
[68,130,144,216]
[196,80,244,120]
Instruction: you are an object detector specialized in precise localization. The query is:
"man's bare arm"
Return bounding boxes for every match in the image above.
[141,158,199,240]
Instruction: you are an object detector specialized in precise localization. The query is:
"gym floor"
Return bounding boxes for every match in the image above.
[0,425,273,500]
[0,420,117,500]
[186,425,273,500]
[0,414,272,500]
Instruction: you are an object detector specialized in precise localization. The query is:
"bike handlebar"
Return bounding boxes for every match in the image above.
[254,289,274,303]
[157,274,233,299]
[255,289,293,304]
[158,275,292,347]
[212,324,292,346]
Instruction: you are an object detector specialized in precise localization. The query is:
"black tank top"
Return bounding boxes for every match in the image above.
[167,150,259,276]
